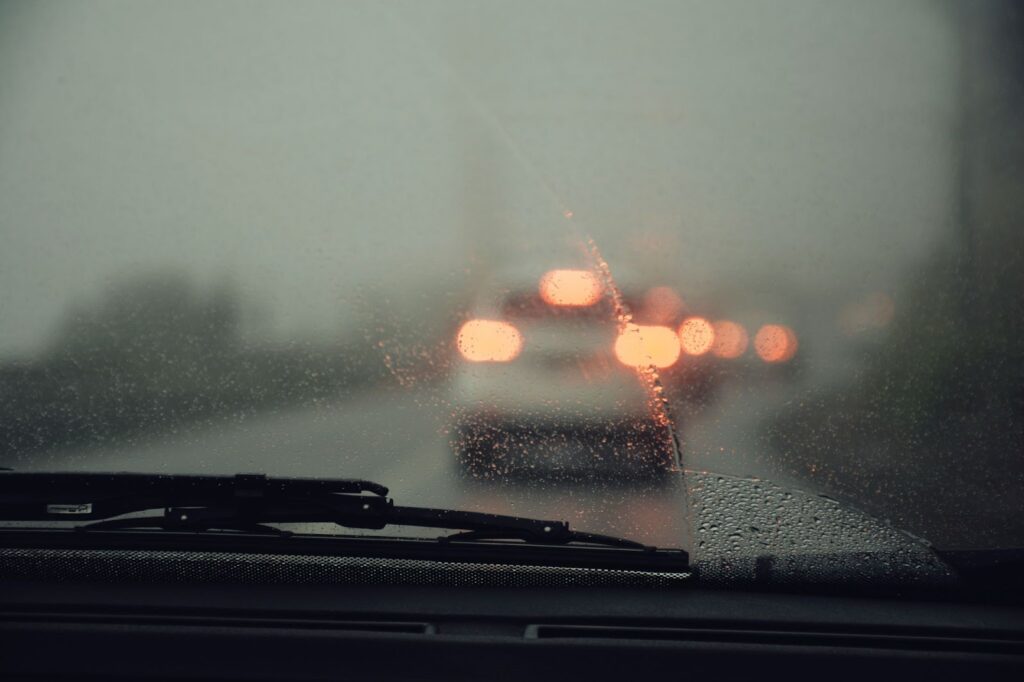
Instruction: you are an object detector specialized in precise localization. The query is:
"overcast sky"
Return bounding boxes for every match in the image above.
[0,0,958,357]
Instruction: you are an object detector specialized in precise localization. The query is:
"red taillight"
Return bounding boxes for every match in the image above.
[678,317,715,356]
[754,324,798,363]
[711,320,749,359]
[614,323,681,369]
[456,319,523,363]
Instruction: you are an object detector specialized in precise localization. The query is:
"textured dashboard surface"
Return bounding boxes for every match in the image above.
[0,547,691,588]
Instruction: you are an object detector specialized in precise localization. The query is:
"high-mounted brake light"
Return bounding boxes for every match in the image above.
[456,319,523,363]
[539,269,603,307]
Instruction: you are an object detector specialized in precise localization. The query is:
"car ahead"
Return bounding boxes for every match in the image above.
[448,266,684,480]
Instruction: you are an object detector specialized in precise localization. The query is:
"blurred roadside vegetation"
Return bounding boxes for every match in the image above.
[0,273,459,457]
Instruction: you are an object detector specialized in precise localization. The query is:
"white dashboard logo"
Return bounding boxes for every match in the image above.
[46,503,94,515]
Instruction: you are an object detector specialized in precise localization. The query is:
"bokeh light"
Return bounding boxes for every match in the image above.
[614,323,681,369]
[456,319,524,362]
[678,317,715,356]
[539,269,603,307]
[838,292,895,336]
[711,320,749,359]
[641,286,686,324]
[754,324,798,363]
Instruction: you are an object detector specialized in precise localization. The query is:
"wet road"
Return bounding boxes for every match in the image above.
[10,376,809,550]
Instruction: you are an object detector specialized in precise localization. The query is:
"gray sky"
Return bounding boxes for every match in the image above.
[0,0,958,356]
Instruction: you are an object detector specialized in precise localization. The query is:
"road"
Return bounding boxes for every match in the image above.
[9,375,810,549]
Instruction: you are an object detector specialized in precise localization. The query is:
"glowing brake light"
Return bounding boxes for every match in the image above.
[678,317,715,356]
[711,320,748,359]
[539,269,603,307]
[614,323,681,369]
[754,324,798,363]
[456,319,523,363]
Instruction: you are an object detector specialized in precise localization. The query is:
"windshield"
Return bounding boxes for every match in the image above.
[1,0,1021,562]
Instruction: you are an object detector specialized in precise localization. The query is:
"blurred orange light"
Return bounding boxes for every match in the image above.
[678,317,715,356]
[754,324,798,363]
[614,323,681,369]
[711,320,748,359]
[642,286,685,324]
[539,269,603,307]
[865,292,895,327]
[839,292,895,336]
[456,319,523,363]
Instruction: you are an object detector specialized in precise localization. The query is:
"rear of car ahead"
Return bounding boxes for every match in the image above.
[449,269,679,480]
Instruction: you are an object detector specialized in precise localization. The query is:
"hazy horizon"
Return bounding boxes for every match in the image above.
[1,0,959,357]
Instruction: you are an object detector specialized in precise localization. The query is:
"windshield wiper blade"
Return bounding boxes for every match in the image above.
[0,471,388,518]
[77,515,295,536]
[0,471,653,551]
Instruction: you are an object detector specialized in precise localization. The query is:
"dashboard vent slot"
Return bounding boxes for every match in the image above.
[3,611,435,635]
[525,624,1024,654]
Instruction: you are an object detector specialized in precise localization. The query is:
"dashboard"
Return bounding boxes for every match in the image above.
[3,570,1024,680]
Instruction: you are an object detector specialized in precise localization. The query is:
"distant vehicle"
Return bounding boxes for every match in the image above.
[448,266,680,479]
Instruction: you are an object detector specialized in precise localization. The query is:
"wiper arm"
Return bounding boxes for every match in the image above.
[0,471,649,550]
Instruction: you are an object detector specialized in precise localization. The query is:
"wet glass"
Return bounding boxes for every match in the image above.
[1,0,1021,553]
